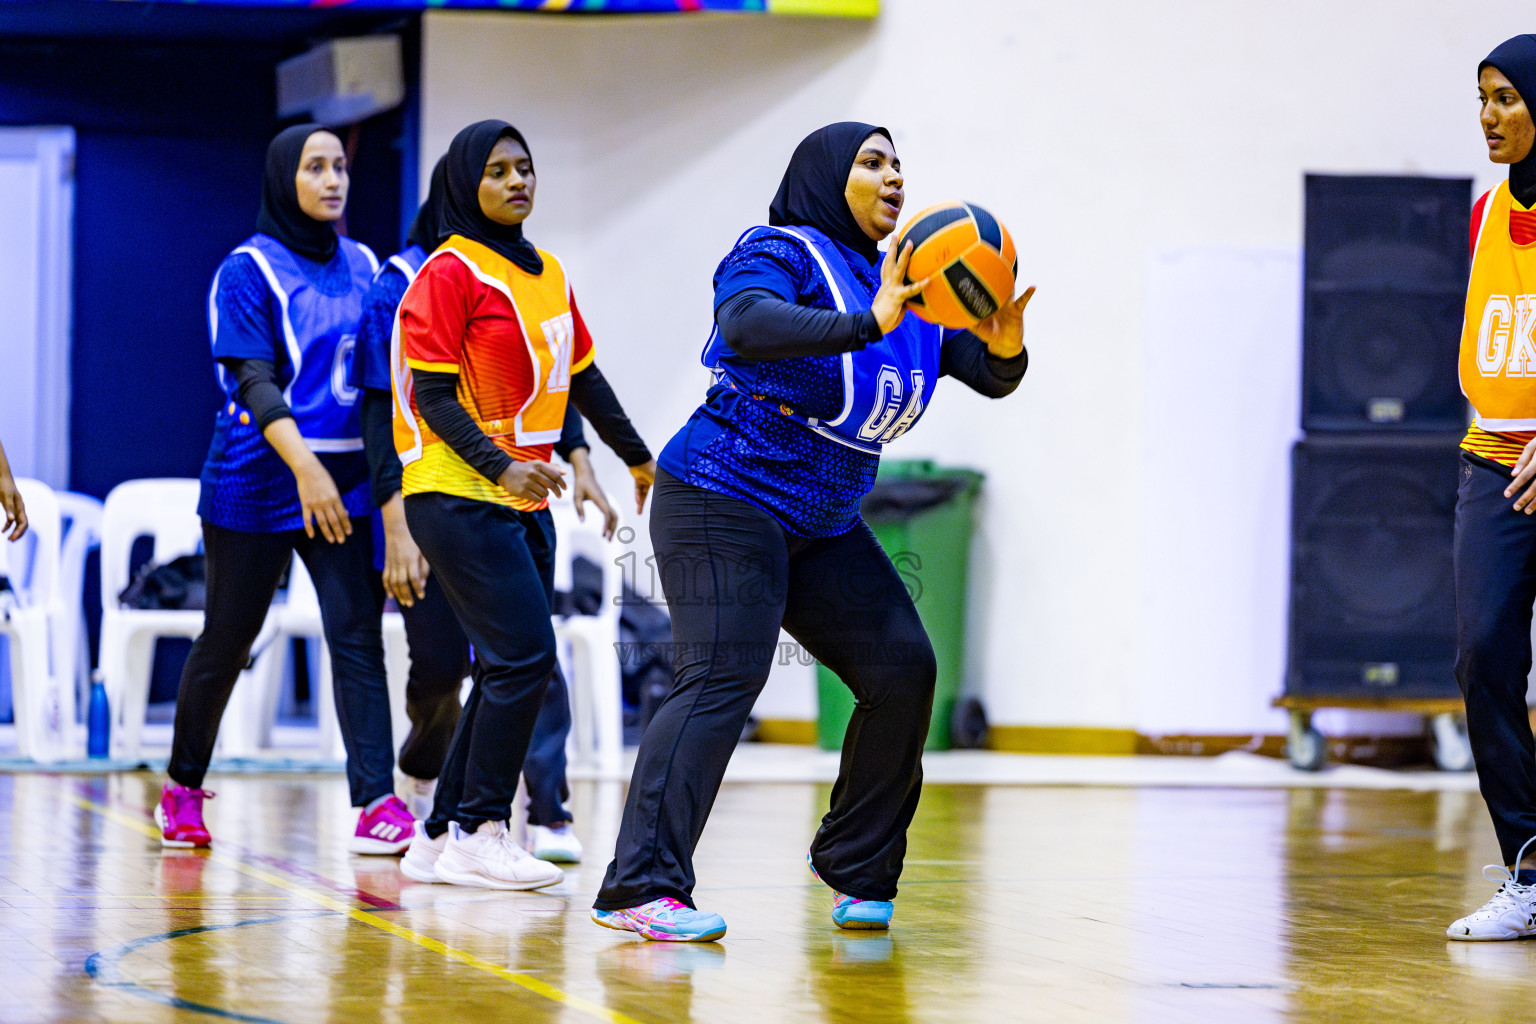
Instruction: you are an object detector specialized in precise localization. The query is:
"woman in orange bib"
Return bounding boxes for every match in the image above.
[1447,33,1536,941]
[390,120,655,890]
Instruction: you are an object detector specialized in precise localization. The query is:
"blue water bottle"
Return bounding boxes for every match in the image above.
[87,671,110,758]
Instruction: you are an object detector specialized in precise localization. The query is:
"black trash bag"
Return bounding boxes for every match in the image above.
[551,556,675,744]
[860,476,970,522]
[951,696,990,749]
[620,584,673,743]
[118,554,206,611]
[552,555,604,617]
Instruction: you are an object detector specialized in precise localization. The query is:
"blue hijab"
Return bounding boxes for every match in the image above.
[768,121,892,267]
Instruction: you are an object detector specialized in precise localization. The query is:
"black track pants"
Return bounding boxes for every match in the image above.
[394,566,573,825]
[405,492,557,834]
[169,519,394,806]
[595,470,936,910]
[1455,451,1536,865]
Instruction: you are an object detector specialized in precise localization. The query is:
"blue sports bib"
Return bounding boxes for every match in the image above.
[210,233,379,451]
[385,243,428,286]
[701,225,941,456]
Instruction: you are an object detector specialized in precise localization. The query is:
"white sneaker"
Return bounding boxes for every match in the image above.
[400,821,448,884]
[433,821,564,890]
[529,823,583,863]
[1448,837,1536,941]
[1448,878,1536,941]
[402,776,438,821]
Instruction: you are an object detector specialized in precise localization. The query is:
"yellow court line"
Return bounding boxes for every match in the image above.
[72,795,649,1024]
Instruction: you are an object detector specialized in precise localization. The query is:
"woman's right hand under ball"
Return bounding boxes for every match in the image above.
[870,241,927,335]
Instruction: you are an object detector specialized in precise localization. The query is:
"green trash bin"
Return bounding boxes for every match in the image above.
[815,460,983,752]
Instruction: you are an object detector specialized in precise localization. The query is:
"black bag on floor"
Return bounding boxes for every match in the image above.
[118,554,206,611]
[552,556,675,742]
[620,586,674,738]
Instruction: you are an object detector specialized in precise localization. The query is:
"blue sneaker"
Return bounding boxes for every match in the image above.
[831,892,895,929]
[591,898,727,942]
[808,852,894,930]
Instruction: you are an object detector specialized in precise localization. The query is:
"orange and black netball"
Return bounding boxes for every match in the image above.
[892,201,1017,329]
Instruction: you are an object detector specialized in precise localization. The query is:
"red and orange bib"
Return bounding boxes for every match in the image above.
[391,235,593,509]
[1461,182,1536,439]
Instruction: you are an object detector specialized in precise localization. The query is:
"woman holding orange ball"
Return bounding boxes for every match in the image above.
[592,121,1034,942]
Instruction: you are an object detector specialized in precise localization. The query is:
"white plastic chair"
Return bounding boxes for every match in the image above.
[232,495,625,773]
[382,609,409,752]
[213,569,296,761]
[549,497,625,777]
[297,564,411,760]
[289,560,348,762]
[98,478,234,760]
[223,556,411,763]
[218,554,340,761]
[54,491,103,714]
[3,479,72,762]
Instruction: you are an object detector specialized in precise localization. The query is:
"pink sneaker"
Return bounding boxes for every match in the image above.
[349,795,414,855]
[155,783,213,848]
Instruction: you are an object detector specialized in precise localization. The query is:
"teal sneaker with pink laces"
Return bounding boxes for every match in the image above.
[808,852,894,930]
[590,898,726,942]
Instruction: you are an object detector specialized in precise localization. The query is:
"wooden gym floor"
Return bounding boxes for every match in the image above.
[2,768,1534,1024]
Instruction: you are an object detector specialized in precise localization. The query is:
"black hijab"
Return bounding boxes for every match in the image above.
[768,121,892,266]
[256,124,341,263]
[441,120,543,275]
[406,155,449,252]
[1482,34,1536,208]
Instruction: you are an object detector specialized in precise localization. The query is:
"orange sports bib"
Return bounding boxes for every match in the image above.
[391,237,590,508]
[1460,181,1536,430]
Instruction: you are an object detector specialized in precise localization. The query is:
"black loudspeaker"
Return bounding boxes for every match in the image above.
[1302,174,1472,432]
[1286,435,1462,699]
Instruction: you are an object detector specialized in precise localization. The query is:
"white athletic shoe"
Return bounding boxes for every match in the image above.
[399,821,448,883]
[433,820,564,890]
[1448,837,1536,942]
[529,823,583,863]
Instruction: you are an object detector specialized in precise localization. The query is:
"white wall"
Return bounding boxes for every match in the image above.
[0,127,74,490]
[421,2,1532,735]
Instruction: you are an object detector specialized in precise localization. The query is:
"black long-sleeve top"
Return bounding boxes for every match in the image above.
[715,288,1026,397]
[222,358,291,429]
[410,362,652,491]
[224,359,596,508]
[358,387,591,508]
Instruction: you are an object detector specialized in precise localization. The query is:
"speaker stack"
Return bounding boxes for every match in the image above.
[1282,174,1473,768]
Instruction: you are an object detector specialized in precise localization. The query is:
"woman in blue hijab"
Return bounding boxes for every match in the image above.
[592,122,1034,942]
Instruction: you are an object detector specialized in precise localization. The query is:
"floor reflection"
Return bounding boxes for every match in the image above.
[1,769,1534,1023]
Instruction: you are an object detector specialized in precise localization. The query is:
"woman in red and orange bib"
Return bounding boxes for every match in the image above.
[390,120,654,890]
[1449,33,1536,941]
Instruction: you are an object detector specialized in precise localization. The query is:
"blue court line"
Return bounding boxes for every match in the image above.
[84,911,334,1024]
[73,790,650,1024]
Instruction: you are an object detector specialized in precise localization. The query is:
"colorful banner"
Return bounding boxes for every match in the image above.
[93,0,878,15]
